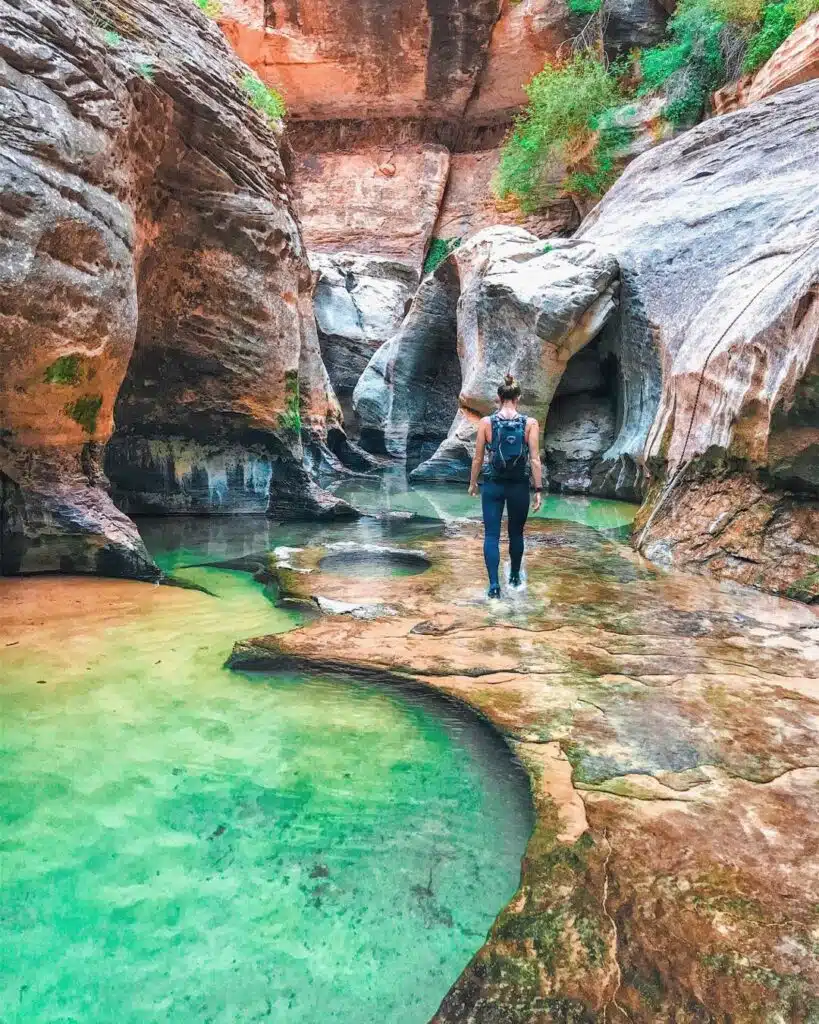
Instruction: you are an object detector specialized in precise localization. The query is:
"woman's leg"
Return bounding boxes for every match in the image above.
[506,481,530,578]
[481,480,505,589]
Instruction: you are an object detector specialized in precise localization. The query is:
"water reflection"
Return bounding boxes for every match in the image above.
[330,474,638,532]
[137,480,638,575]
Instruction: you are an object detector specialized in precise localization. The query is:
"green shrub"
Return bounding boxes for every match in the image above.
[565,118,632,197]
[639,0,819,121]
[639,0,730,125]
[45,355,82,386]
[65,395,102,434]
[278,371,302,435]
[195,0,223,15]
[743,1,795,69]
[423,237,461,275]
[568,0,603,14]
[102,29,122,47]
[786,0,819,20]
[495,52,622,211]
[137,60,155,82]
[240,72,286,126]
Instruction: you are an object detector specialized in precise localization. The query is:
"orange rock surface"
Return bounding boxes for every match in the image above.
[291,145,450,267]
[216,0,578,260]
[466,0,573,120]
[748,12,819,101]
[218,0,492,120]
[433,151,579,242]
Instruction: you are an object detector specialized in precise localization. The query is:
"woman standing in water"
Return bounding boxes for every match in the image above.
[467,374,543,598]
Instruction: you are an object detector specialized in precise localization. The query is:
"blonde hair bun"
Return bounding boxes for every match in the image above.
[497,373,522,401]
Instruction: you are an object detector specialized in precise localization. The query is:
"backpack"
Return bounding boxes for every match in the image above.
[487,413,529,481]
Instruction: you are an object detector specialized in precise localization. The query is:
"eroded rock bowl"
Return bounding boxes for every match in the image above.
[318,548,430,579]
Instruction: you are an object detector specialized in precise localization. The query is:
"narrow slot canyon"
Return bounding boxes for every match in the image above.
[1,1,818,1022]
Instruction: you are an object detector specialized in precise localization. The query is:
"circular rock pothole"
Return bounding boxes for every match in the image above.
[318,549,430,579]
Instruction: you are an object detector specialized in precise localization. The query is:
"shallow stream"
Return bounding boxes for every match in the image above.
[0,488,637,1023]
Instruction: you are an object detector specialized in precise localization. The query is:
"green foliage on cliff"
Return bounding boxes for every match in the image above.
[568,0,603,14]
[137,60,155,82]
[241,72,286,126]
[65,395,102,435]
[495,53,623,211]
[423,237,461,275]
[278,371,302,435]
[564,113,632,197]
[499,0,818,211]
[194,0,223,16]
[788,0,819,20]
[45,356,82,386]
[743,0,796,70]
[639,0,819,121]
[638,0,730,125]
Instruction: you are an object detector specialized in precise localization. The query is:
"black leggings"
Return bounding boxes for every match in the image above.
[481,478,530,588]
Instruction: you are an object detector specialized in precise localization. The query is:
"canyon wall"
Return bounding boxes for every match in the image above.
[222,0,668,266]
[0,0,349,578]
[221,0,668,423]
[580,81,819,599]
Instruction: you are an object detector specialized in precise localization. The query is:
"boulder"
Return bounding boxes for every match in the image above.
[411,229,620,481]
[579,80,819,599]
[354,227,620,479]
[311,253,418,428]
[0,0,351,575]
[353,271,462,464]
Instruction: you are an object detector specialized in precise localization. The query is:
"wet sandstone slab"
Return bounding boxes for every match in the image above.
[230,519,819,1022]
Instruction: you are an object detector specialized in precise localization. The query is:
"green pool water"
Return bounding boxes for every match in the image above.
[133,482,637,577]
[0,556,533,1023]
[330,476,638,533]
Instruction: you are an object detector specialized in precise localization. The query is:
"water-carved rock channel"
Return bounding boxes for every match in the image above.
[2,489,817,1021]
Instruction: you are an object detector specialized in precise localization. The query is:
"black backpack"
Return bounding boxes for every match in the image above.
[488,413,529,480]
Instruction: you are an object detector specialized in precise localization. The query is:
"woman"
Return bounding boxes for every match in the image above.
[467,374,543,598]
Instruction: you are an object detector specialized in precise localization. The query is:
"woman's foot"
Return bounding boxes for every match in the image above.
[487,586,502,600]
[509,572,522,587]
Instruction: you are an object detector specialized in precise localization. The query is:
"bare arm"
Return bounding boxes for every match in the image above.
[468,418,489,495]
[528,419,543,510]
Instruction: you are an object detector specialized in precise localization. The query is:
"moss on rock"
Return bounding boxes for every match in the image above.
[64,394,102,434]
